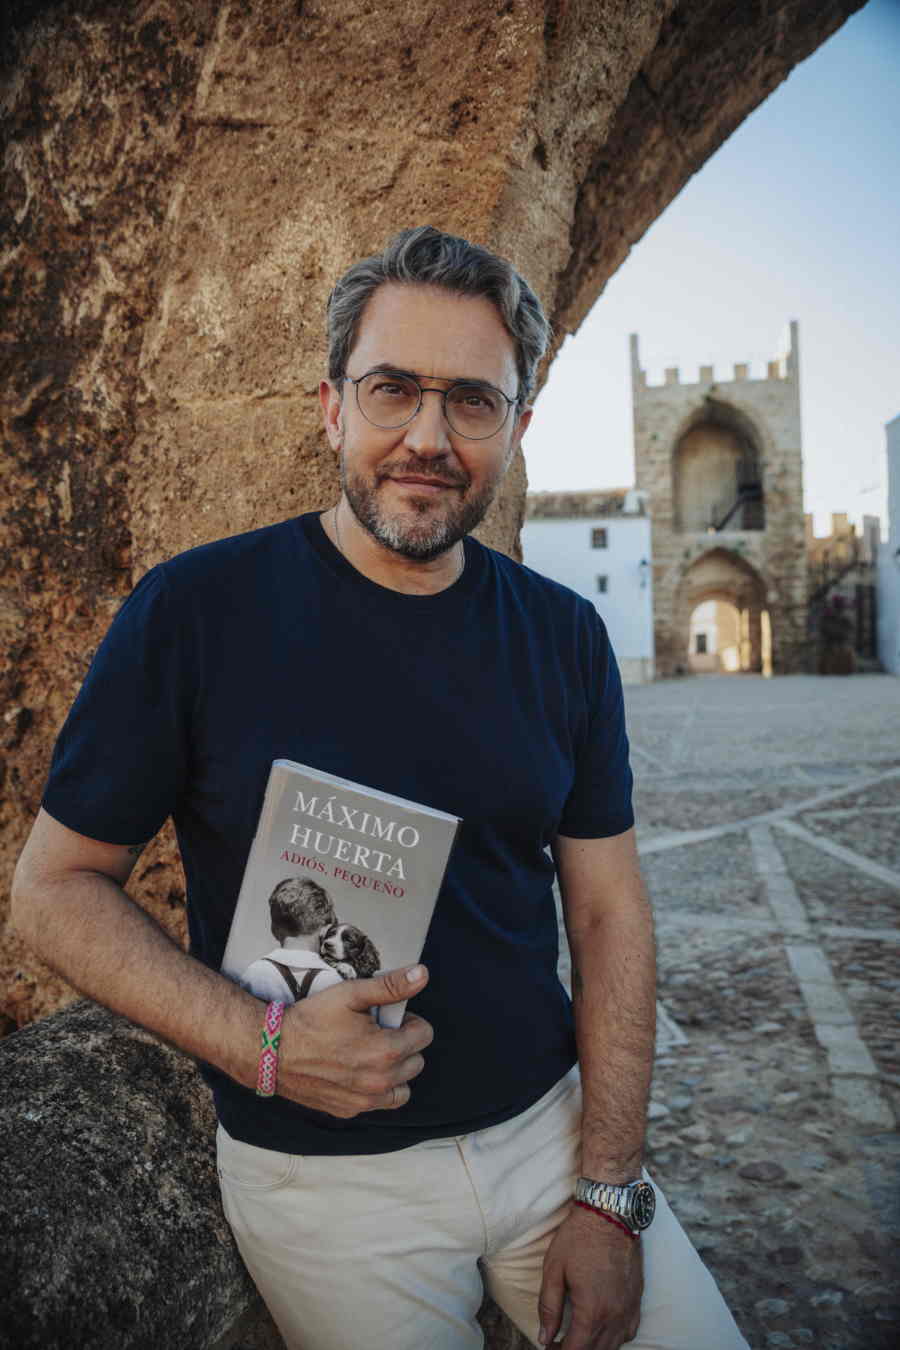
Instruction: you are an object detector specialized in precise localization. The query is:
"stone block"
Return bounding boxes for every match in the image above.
[0,1001,258,1349]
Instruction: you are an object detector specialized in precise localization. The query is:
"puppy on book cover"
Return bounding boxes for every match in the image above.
[240,876,381,1004]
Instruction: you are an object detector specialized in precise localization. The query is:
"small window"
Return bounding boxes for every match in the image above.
[596,576,608,594]
[696,633,708,654]
[591,527,608,549]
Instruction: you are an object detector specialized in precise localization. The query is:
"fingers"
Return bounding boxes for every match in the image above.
[347,963,429,1009]
[537,1267,565,1347]
[278,1012,429,1117]
[290,1078,409,1119]
[388,1011,434,1056]
[558,1299,639,1350]
[345,1045,427,1101]
[372,1081,412,1111]
[390,1050,427,1084]
[275,969,432,1119]
[304,1064,419,1118]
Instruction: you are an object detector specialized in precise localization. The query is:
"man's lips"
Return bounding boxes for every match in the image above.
[384,474,463,492]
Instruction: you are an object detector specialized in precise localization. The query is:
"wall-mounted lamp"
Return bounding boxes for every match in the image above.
[639,558,649,590]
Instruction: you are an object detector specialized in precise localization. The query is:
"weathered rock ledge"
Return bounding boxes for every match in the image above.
[0,998,528,1349]
[0,1000,262,1350]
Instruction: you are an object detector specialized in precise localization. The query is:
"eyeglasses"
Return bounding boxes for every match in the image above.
[342,368,519,441]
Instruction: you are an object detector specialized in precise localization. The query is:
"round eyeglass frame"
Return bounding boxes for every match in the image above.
[342,369,520,441]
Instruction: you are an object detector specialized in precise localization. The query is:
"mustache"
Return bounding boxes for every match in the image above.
[376,458,470,488]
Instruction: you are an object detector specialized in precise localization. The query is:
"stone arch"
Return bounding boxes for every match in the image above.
[672,399,766,533]
[676,547,769,673]
[2,1,855,1004]
[687,597,742,673]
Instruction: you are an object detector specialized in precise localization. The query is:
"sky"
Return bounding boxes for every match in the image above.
[522,0,900,539]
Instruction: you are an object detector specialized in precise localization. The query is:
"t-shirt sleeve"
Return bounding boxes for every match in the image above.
[42,565,192,846]
[556,614,635,839]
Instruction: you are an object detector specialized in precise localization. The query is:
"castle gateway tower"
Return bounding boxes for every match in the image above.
[632,323,808,677]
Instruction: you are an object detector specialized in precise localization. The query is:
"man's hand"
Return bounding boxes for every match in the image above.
[273,964,433,1117]
[12,812,433,1122]
[538,1207,643,1349]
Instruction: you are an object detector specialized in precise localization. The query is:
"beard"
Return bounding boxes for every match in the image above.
[340,449,509,562]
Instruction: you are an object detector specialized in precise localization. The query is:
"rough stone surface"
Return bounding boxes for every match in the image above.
[1,0,220,1024]
[0,1000,260,1350]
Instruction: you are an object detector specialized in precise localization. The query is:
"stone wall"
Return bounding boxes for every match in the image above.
[2,0,223,1027]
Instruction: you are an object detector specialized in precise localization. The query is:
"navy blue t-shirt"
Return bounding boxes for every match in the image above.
[43,512,634,1154]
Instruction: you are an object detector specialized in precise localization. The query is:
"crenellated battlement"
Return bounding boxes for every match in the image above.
[630,321,800,391]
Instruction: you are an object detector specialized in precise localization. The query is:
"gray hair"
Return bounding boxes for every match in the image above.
[326,226,551,404]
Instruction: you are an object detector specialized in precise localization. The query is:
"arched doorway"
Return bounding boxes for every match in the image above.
[676,548,769,674]
[688,598,742,673]
[672,400,765,533]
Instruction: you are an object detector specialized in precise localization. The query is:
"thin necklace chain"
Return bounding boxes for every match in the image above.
[331,504,465,584]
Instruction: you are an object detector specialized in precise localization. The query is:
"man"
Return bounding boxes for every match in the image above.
[239,878,342,1003]
[12,227,748,1350]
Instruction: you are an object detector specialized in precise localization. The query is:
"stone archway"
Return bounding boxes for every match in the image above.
[673,400,766,533]
[687,597,742,673]
[676,548,769,675]
[1,0,862,1014]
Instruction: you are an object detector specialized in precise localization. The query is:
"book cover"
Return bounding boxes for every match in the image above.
[222,759,461,1027]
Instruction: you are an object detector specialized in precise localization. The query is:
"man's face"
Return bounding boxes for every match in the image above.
[320,283,532,560]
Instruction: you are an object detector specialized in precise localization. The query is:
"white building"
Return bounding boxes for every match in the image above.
[877,414,900,675]
[522,489,654,684]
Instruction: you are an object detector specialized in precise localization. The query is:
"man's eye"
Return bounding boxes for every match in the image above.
[450,386,502,413]
[370,378,420,400]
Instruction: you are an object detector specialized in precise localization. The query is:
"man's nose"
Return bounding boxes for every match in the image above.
[402,389,453,456]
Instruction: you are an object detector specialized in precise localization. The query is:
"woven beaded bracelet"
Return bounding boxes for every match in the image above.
[255,1000,286,1098]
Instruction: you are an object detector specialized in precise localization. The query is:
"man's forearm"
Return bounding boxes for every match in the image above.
[568,883,656,1180]
[12,865,261,1087]
[12,809,434,1120]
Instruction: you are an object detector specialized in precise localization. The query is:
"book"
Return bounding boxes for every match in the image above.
[222,759,461,1027]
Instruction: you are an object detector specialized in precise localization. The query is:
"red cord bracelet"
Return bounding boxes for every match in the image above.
[574,1199,639,1239]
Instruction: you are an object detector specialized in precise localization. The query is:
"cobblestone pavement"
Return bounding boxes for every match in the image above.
[624,673,900,1350]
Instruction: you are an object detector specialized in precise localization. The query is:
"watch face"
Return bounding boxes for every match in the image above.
[632,1182,656,1229]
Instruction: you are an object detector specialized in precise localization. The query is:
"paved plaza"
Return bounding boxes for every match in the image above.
[623,673,900,1350]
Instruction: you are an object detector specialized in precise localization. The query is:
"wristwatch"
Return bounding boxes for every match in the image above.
[575,1175,656,1234]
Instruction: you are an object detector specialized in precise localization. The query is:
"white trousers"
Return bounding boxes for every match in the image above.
[217,1068,749,1350]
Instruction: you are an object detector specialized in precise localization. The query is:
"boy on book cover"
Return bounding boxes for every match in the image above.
[239,877,342,1004]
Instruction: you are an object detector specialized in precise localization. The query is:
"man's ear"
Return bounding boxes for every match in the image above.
[319,379,344,450]
[506,405,533,462]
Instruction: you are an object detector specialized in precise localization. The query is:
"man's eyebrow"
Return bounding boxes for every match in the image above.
[363,362,506,391]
